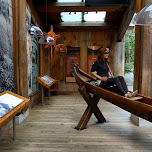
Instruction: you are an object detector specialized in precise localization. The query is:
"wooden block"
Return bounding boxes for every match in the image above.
[128,96,143,101]
[66,77,76,82]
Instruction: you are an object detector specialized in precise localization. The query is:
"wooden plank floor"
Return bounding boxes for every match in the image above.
[0,93,152,152]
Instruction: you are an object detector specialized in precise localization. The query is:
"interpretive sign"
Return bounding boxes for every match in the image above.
[36,75,57,88]
[87,55,97,74]
[41,75,54,84]
[0,93,24,117]
[0,90,30,129]
[66,55,80,77]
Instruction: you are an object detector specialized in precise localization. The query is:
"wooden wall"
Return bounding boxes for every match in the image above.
[12,1,125,95]
[46,31,117,93]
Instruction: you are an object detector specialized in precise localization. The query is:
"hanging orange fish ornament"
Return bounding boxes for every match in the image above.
[44,25,60,48]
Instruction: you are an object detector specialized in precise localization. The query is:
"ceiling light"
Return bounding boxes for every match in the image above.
[19,23,43,37]
[38,35,55,45]
[134,4,152,25]
[29,24,43,37]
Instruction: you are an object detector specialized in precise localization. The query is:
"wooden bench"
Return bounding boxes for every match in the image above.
[72,64,152,130]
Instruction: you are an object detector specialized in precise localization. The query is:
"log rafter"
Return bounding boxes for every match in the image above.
[117,0,136,41]
[53,22,119,31]
[37,2,125,13]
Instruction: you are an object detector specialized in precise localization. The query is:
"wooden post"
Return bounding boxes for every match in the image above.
[131,0,152,126]
[80,32,88,72]
[18,0,28,97]
[131,0,143,125]
[134,0,143,93]
[134,0,152,97]
[139,0,152,97]
[12,0,19,94]
[113,41,125,76]
[12,0,28,97]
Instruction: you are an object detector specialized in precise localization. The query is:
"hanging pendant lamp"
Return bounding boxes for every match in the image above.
[28,24,43,37]
[134,4,152,25]
[19,23,43,37]
[38,35,55,44]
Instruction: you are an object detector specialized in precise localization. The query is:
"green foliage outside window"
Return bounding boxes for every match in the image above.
[125,28,135,74]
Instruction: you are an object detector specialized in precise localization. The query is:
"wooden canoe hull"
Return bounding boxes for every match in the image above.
[72,64,152,123]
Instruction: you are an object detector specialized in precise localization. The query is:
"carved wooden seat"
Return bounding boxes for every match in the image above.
[72,64,152,130]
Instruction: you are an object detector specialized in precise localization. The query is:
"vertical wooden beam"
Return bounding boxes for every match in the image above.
[18,0,28,97]
[80,32,88,72]
[108,32,117,74]
[134,0,143,93]
[134,0,152,97]
[141,26,152,97]
[140,0,152,97]
[13,0,28,97]
[12,0,19,94]
[117,0,136,41]
[113,41,125,76]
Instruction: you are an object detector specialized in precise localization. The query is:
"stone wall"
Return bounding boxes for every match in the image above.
[0,0,13,93]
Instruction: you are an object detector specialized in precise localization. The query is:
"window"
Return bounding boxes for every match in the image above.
[84,12,106,22]
[61,12,82,22]
[61,11,106,22]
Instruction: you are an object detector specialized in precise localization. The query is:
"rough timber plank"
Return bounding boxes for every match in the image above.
[0,94,152,152]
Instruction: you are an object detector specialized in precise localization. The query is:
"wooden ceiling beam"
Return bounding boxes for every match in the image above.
[26,0,44,29]
[37,2,125,13]
[52,22,119,31]
[117,0,136,41]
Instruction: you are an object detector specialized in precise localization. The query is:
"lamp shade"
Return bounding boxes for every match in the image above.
[38,35,55,44]
[29,24,43,37]
[134,4,152,25]
[19,23,43,37]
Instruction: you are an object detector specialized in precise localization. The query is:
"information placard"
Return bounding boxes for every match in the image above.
[87,55,97,74]
[0,93,24,117]
[0,90,30,129]
[41,75,54,84]
[36,75,57,89]
[66,55,80,77]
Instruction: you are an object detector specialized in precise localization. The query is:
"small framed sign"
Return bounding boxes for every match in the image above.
[36,75,57,88]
